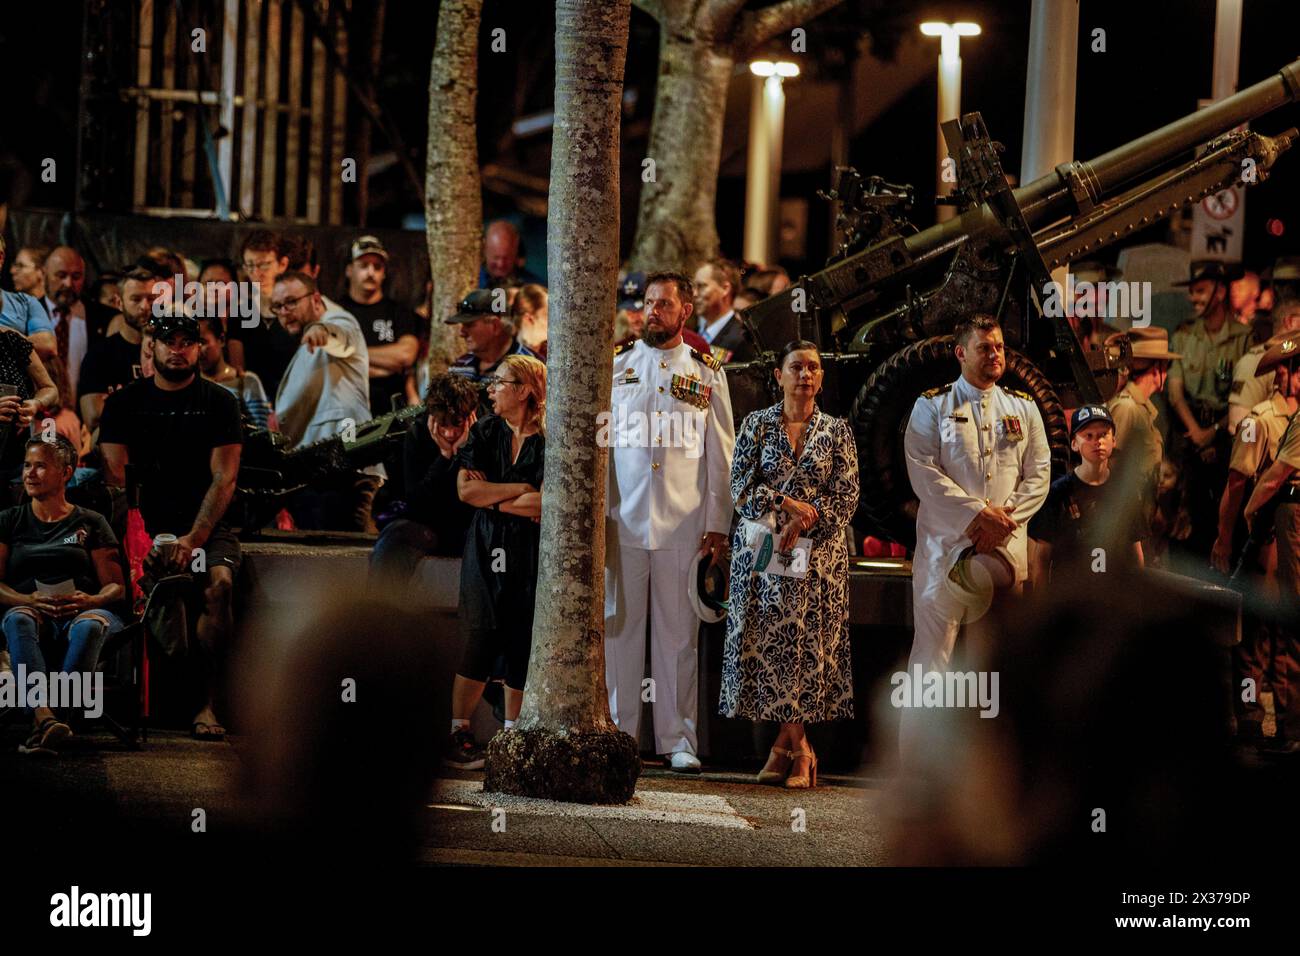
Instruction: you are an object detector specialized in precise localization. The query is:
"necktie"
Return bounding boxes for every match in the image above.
[54,310,73,408]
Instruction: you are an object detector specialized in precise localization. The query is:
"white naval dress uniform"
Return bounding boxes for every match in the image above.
[604,338,736,755]
[903,374,1051,671]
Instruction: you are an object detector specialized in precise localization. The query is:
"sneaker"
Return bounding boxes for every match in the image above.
[444,728,486,770]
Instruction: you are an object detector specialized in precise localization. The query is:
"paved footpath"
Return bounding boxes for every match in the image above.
[425,766,890,866]
[0,724,890,866]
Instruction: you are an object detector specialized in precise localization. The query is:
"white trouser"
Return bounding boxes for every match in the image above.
[604,544,699,756]
[900,566,1014,768]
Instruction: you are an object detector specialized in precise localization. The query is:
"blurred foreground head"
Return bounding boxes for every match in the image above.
[881,569,1299,865]
[235,592,452,865]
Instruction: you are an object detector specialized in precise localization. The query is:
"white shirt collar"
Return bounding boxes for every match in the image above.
[44,297,84,321]
[956,373,997,399]
[702,310,735,343]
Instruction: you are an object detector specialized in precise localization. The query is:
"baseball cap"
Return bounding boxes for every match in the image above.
[446,289,505,324]
[1070,404,1115,437]
[350,235,389,263]
[148,312,201,343]
[618,272,646,310]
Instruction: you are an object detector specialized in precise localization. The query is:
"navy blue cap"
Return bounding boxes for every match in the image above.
[1070,404,1115,437]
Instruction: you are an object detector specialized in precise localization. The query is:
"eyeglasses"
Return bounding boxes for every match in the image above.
[483,377,522,389]
[270,293,311,313]
[243,258,280,275]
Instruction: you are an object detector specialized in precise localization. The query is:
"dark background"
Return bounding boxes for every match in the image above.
[2,0,1298,281]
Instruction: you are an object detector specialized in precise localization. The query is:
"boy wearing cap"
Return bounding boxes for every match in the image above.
[342,236,420,416]
[1030,404,1144,584]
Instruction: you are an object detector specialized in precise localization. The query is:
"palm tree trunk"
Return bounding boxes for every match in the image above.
[424,0,484,375]
[484,0,640,804]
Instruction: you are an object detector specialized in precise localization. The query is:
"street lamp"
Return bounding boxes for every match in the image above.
[919,21,980,222]
[744,60,799,266]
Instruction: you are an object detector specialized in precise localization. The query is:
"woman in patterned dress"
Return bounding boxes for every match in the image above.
[720,340,859,789]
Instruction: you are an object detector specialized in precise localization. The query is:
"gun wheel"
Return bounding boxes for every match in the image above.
[848,335,1071,548]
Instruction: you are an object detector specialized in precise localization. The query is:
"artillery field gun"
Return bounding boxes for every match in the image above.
[733,56,1300,545]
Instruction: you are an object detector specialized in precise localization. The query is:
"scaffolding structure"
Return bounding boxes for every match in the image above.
[78,0,360,224]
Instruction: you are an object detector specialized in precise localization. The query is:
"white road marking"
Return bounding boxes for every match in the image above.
[429,779,754,829]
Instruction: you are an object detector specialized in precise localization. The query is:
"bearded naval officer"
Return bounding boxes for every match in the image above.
[901,314,1052,760]
[604,270,736,772]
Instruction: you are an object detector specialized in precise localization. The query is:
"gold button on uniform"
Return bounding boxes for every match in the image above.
[985,473,991,480]
[660,361,667,369]
[658,386,664,393]
[652,462,660,470]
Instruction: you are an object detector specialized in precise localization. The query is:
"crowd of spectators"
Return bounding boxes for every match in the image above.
[0,217,795,753]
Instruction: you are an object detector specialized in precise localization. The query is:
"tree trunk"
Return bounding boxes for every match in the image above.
[484,0,640,805]
[629,36,734,271]
[424,0,484,375]
[629,0,845,273]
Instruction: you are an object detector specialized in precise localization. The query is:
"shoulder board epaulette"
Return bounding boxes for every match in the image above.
[1249,399,1275,416]
[613,340,635,357]
[1003,387,1034,402]
[921,384,951,399]
[691,347,723,371]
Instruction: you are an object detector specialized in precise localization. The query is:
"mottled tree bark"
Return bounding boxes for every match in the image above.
[629,0,843,272]
[424,0,484,374]
[484,0,639,804]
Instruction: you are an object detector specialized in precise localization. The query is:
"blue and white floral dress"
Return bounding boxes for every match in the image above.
[719,403,859,722]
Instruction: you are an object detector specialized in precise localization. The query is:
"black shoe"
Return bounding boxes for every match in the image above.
[444,728,486,770]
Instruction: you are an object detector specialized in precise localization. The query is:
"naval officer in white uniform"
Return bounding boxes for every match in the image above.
[902,315,1051,721]
[604,271,736,772]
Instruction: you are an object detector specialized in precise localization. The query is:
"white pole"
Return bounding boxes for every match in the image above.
[1020,0,1079,184]
[1211,0,1242,100]
[218,0,239,217]
[1020,0,1079,293]
[936,34,961,223]
[744,74,786,266]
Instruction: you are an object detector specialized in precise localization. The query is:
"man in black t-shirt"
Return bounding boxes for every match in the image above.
[1030,404,1145,586]
[100,313,243,740]
[341,236,420,416]
[78,260,163,432]
[227,230,299,397]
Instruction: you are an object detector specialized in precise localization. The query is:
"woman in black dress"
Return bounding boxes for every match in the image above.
[444,354,546,768]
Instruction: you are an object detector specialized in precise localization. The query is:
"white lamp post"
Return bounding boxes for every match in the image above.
[920,22,980,222]
[744,60,799,267]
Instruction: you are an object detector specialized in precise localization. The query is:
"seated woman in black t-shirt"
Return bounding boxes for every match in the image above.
[0,437,126,754]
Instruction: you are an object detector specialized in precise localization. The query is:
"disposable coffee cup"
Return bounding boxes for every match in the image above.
[0,383,20,397]
[153,533,179,565]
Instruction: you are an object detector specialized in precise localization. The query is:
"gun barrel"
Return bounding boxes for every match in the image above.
[1015,56,1300,228]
